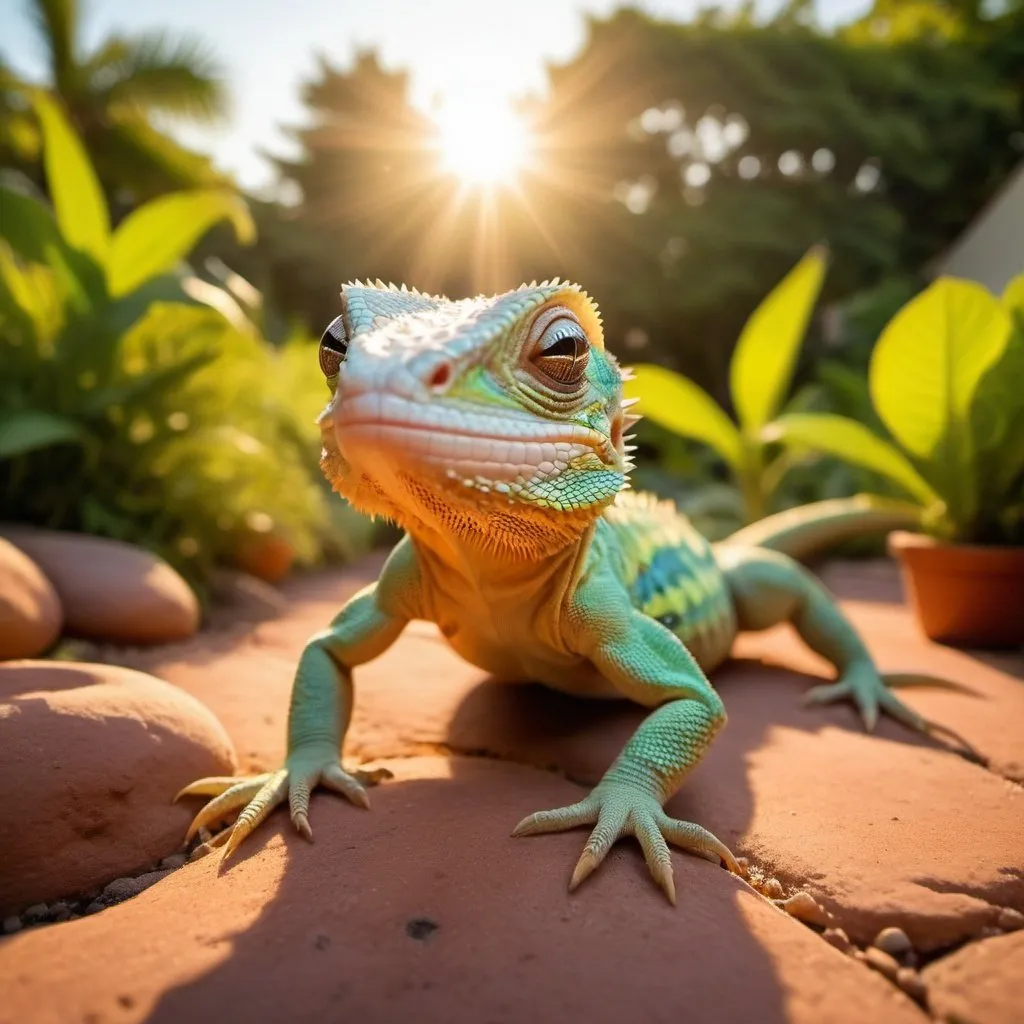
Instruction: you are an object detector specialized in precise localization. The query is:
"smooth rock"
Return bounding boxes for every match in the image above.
[874,926,913,957]
[895,967,927,1003]
[923,931,1024,1024]
[0,661,236,915]
[0,757,927,1024]
[0,537,61,659]
[864,946,900,981]
[0,528,199,644]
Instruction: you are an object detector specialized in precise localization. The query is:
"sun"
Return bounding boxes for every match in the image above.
[434,98,532,187]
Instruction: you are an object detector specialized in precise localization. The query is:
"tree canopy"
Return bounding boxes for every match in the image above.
[206,3,1024,401]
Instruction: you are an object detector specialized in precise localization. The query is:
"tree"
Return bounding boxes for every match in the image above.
[0,0,228,206]
[217,8,1023,403]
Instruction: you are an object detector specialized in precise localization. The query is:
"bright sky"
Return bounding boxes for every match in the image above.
[1,0,872,190]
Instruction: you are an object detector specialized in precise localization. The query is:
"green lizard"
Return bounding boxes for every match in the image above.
[179,279,947,903]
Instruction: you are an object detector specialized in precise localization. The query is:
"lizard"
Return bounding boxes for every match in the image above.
[179,278,955,904]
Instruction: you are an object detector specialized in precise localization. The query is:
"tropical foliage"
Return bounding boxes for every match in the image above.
[0,0,226,204]
[0,93,343,588]
[767,276,1024,545]
[625,247,828,525]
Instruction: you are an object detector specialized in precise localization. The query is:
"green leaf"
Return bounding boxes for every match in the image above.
[29,90,110,264]
[108,190,256,298]
[730,245,829,432]
[626,364,745,471]
[766,413,941,507]
[869,277,1012,459]
[0,411,88,459]
[82,350,217,416]
[0,185,63,264]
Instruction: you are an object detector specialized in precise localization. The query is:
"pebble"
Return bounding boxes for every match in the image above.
[763,877,785,900]
[22,904,47,923]
[160,854,188,871]
[2,916,22,934]
[896,967,927,1002]
[100,871,171,907]
[873,926,912,958]
[996,907,1024,932]
[822,928,853,955]
[777,891,830,927]
[863,947,900,981]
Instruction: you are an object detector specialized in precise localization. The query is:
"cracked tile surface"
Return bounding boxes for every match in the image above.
[8,557,1018,1020]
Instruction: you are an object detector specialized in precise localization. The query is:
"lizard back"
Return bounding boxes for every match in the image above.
[600,491,737,671]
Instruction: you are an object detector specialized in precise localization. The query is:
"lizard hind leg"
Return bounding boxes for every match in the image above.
[717,545,967,746]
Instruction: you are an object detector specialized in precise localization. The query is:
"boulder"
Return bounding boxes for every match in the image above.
[0,528,199,644]
[0,661,236,914]
[0,537,62,659]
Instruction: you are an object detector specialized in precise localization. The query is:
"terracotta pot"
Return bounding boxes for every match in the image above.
[888,531,1024,648]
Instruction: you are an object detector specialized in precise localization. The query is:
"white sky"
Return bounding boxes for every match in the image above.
[0,0,872,189]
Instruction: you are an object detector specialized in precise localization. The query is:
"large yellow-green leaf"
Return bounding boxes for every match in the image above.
[729,245,829,432]
[29,91,110,264]
[108,191,256,298]
[767,412,941,506]
[626,364,744,471]
[869,278,1012,459]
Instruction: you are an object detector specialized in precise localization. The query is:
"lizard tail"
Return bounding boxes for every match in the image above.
[721,495,922,562]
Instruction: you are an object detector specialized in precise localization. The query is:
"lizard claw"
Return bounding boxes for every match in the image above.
[177,752,380,860]
[513,781,738,904]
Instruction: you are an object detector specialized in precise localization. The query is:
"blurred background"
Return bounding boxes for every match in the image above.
[2,0,1023,596]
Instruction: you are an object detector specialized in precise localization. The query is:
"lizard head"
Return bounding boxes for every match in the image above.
[316,279,638,557]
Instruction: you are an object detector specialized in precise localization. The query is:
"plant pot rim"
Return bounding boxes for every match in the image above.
[887,530,1024,556]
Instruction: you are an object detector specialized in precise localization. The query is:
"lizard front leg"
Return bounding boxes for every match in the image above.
[513,569,739,903]
[178,547,418,858]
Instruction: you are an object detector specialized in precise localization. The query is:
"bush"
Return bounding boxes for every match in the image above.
[0,91,357,589]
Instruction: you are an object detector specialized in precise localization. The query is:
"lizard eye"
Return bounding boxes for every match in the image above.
[529,316,590,389]
[319,314,349,382]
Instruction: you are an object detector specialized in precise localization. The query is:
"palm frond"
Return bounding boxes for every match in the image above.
[101,31,227,122]
[26,0,78,91]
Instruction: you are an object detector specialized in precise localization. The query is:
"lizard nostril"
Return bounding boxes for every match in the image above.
[428,362,452,391]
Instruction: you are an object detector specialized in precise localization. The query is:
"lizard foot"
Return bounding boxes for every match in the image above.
[803,664,978,754]
[512,780,739,904]
[176,749,381,860]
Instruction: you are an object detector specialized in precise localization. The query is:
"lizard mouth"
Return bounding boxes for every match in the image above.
[331,392,617,486]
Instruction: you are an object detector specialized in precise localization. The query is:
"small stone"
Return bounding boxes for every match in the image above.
[763,877,784,899]
[864,947,900,981]
[49,902,72,923]
[83,902,104,916]
[100,870,171,906]
[22,904,47,922]
[996,907,1024,932]
[777,891,830,927]
[896,967,927,1002]
[873,926,912,958]
[160,854,187,871]
[822,928,853,955]
[0,538,62,659]
[2,916,22,934]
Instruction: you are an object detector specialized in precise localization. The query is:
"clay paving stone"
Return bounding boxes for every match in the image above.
[0,757,926,1024]
[0,527,200,645]
[814,559,1024,783]
[0,661,236,915]
[922,931,1024,1024]
[125,560,1023,952]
